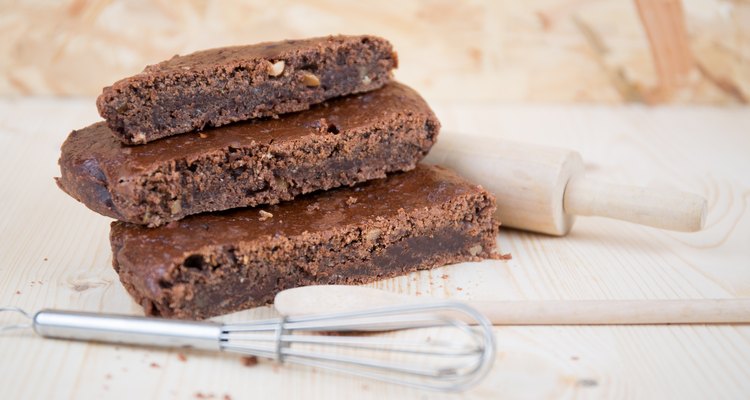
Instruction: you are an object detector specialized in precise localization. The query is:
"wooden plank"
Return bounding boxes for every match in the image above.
[0,99,748,399]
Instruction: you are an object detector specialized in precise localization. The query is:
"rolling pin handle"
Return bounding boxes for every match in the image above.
[563,176,707,232]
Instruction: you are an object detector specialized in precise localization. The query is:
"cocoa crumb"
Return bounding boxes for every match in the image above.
[258,210,273,221]
[441,274,449,280]
[149,362,160,368]
[496,252,513,260]
[15,290,20,295]
[346,196,358,205]
[105,373,112,380]
[224,395,232,400]
[177,353,187,362]
[43,257,48,261]
[241,355,258,367]
[456,287,463,291]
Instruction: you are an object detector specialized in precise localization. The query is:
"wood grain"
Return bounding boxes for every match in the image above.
[0,99,749,399]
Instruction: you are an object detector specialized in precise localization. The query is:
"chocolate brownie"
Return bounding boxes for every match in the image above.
[58,83,439,227]
[110,165,499,320]
[97,35,397,144]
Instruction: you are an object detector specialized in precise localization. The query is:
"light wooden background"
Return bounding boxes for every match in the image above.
[1,0,749,398]
[0,0,748,104]
[0,98,748,399]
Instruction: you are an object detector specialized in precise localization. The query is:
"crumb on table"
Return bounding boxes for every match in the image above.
[497,252,512,260]
[241,355,258,367]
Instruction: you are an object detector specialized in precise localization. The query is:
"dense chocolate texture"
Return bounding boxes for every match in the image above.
[97,35,397,144]
[58,83,439,227]
[110,165,499,320]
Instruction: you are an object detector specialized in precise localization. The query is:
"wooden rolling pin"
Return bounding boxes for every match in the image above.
[423,135,707,236]
[275,286,750,325]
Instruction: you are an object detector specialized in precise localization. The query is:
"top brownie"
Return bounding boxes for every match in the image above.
[97,35,397,144]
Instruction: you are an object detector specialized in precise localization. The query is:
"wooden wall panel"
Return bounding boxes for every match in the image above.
[0,0,747,103]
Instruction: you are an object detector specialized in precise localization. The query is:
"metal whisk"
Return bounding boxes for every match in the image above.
[0,301,495,392]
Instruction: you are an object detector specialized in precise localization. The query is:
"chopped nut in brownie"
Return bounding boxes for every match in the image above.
[258,210,273,221]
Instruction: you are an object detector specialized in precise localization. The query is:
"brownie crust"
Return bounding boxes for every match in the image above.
[97,35,397,144]
[110,165,499,320]
[58,83,439,227]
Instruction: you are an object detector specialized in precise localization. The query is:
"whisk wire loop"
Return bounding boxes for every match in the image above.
[220,300,496,391]
[275,316,288,362]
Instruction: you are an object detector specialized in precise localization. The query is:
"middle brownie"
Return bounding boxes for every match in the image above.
[57,82,439,226]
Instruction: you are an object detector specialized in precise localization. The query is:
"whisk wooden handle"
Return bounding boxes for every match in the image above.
[275,286,750,325]
[470,299,750,325]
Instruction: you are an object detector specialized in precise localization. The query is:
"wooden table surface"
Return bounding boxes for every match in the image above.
[0,98,748,399]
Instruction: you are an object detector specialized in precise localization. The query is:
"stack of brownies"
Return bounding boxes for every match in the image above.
[56,35,499,320]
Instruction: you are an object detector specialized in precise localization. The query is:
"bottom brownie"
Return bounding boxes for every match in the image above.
[110,164,499,320]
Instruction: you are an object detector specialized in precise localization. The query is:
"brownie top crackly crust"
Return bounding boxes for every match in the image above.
[141,35,395,75]
[110,164,490,285]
